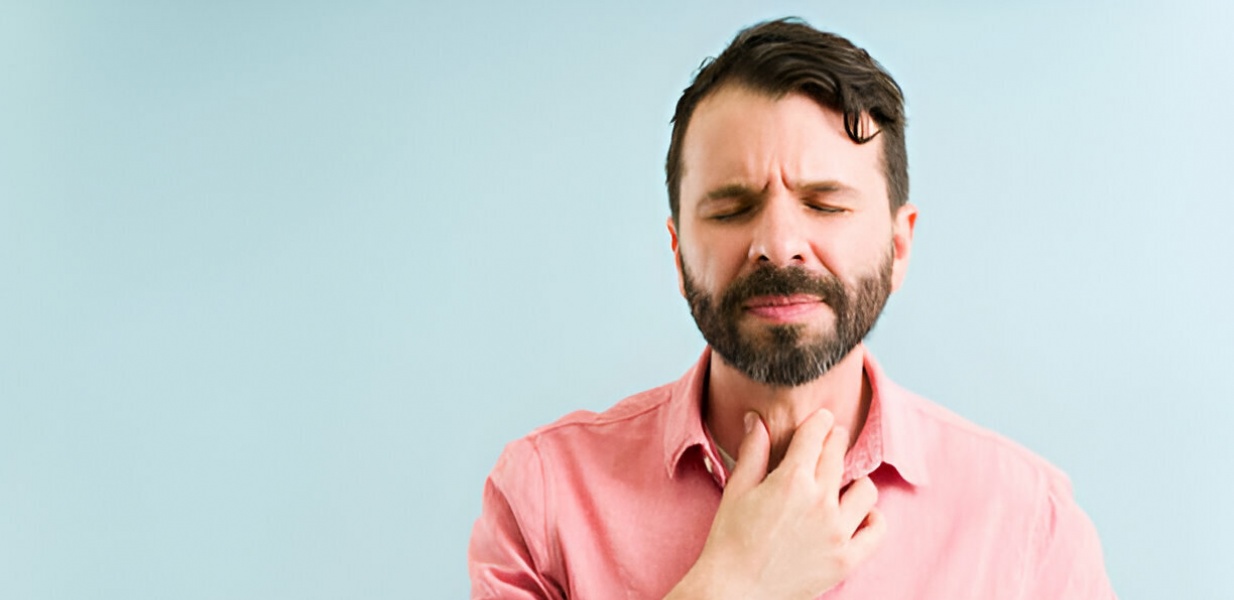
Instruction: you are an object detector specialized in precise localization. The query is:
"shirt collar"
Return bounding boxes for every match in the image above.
[662,346,930,487]
[848,349,930,486]
[661,349,715,479]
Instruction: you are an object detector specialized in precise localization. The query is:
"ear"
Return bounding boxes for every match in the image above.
[890,203,918,293]
[667,216,686,298]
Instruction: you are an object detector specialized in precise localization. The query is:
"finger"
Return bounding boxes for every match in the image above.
[846,507,888,563]
[837,476,879,534]
[814,424,848,489]
[726,412,769,495]
[780,408,835,472]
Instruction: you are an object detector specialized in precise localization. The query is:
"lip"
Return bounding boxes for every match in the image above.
[742,295,825,323]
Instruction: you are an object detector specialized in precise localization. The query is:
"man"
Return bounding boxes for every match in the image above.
[470,18,1115,599]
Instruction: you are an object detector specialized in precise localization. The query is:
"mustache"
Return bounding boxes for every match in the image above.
[720,266,846,312]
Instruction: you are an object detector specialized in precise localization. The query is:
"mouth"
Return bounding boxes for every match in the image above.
[742,294,825,322]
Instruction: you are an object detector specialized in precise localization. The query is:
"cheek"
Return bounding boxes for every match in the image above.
[807,219,892,281]
[681,236,747,293]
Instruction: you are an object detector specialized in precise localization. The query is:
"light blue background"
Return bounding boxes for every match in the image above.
[3,1,1231,598]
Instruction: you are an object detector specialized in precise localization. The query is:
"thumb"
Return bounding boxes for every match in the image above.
[726,412,769,494]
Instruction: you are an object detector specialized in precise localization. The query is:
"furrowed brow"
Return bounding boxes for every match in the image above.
[704,183,764,202]
[796,180,848,194]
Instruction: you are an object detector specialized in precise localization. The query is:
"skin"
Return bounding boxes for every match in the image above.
[663,85,918,599]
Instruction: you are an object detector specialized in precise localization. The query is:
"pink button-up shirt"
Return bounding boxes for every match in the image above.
[469,348,1115,599]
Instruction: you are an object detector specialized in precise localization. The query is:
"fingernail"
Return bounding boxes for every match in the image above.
[819,408,834,425]
[744,412,757,433]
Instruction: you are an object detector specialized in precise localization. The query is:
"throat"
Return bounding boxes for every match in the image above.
[703,346,872,472]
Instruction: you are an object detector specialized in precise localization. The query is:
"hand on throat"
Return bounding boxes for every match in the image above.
[704,344,873,473]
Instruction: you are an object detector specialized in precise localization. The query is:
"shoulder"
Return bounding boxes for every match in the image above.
[490,381,677,479]
[888,383,1117,590]
[899,382,1072,488]
[518,382,676,447]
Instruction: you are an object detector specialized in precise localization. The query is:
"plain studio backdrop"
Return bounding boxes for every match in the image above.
[2,1,1231,598]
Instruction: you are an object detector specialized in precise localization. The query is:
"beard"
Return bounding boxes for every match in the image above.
[682,248,894,388]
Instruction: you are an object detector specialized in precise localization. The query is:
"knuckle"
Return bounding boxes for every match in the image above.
[871,512,889,536]
[860,479,878,503]
[872,520,889,540]
[833,551,855,572]
[784,467,816,493]
[845,477,877,507]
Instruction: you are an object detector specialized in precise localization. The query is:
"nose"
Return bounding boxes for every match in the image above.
[748,193,809,267]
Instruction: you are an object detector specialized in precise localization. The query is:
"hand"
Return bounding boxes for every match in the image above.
[667,409,886,600]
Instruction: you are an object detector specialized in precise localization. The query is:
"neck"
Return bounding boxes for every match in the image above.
[705,344,872,472]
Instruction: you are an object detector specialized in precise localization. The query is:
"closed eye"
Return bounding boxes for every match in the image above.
[710,207,751,221]
[807,204,845,214]
[706,201,756,221]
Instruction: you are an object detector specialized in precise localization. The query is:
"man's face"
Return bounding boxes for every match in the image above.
[669,85,917,387]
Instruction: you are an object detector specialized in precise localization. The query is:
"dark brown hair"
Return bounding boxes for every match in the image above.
[666,18,908,222]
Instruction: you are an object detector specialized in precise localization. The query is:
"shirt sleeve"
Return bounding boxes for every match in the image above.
[468,438,565,600]
[1023,473,1118,599]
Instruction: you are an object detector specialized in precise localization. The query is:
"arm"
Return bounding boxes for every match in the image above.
[1022,474,1118,599]
[468,440,564,600]
[665,409,887,600]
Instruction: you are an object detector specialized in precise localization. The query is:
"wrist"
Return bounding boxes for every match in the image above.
[664,556,745,600]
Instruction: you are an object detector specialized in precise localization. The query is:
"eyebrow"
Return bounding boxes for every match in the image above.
[797,180,848,194]
[702,179,851,202]
[704,183,763,202]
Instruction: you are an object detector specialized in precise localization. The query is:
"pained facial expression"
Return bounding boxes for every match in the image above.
[670,86,916,387]
[680,245,892,387]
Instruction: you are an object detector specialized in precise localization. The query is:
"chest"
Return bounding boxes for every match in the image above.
[548,468,1035,600]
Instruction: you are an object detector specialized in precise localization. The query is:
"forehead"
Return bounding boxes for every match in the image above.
[679,85,886,204]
